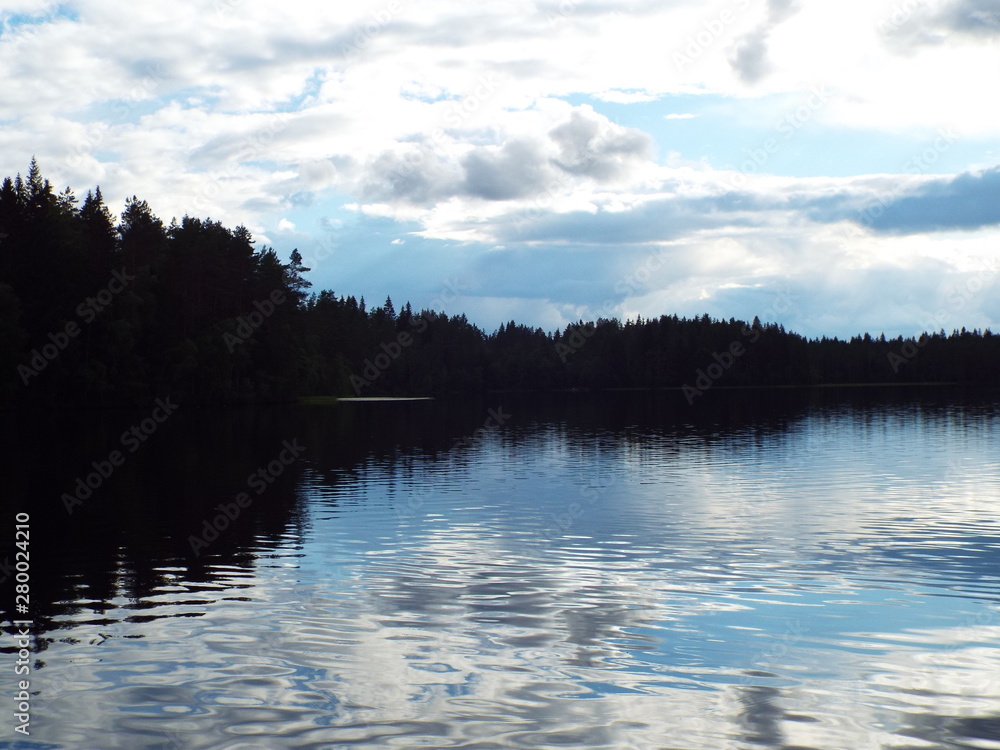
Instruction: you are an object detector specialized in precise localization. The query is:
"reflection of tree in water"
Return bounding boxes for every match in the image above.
[9,391,1000,749]
[736,684,786,747]
[899,712,1000,749]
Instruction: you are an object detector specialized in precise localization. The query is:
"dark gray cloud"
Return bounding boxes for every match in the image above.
[729,0,802,84]
[502,193,758,245]
[461,138,551,200]
[865,167,1000,233]
[549,110,653,179]
[360,139,553,205]
[882,0,1000,50]
[495,164,1000,247]
[729,34,772,85]
[807,167,1000,234]
[361,148,462,204]
[358,109,653,206]
[940,0,1000,35]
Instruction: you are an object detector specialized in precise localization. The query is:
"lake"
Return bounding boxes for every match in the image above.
[2,388,1000,749]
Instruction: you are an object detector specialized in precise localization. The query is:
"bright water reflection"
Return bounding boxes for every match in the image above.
[3,390,1000,749]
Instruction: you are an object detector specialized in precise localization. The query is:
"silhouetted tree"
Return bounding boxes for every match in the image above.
[3,158,999,409]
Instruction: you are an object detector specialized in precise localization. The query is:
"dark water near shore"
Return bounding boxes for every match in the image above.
[2,388,1000,749]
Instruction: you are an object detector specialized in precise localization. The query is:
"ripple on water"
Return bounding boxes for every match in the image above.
[16,399,1000,749]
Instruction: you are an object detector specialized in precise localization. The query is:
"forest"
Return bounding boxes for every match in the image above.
[2,159,999,410]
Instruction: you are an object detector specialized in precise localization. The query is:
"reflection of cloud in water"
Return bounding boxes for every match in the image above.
[25,534,1000,749]
[20,401,1000,749]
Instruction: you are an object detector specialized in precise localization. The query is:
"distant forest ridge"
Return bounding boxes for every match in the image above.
[1,160,998,408]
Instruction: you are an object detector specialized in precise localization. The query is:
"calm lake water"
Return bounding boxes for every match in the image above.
[2,388,1000,749]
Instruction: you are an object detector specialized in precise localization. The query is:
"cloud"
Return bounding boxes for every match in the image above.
[882,0,1000,51]
[351,106,654,210]
[866,167,1000,233]
[354,158,1000,257]
[729,32,773,84]
[3,0,1000,342]
[502,193,754,246]
[548,109,654,180]
[461,138,552,200]
[806,167,1000,234]
[361,146,463,205]
[729,0,802,84]
[939,0,1000,36]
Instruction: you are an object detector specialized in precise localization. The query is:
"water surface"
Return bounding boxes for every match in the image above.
[2,388,1000,749]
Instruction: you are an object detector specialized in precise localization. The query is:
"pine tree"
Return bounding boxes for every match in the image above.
[119,195,166,272]
[57,186,78,214]
[25,156,54,214]
[12,174,26,205]
[80,187,119,271]
[285,248,312,305]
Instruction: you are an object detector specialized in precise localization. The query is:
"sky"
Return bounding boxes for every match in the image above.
[2,0,999,339]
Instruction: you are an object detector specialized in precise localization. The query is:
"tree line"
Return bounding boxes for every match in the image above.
[1,160,998,409]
